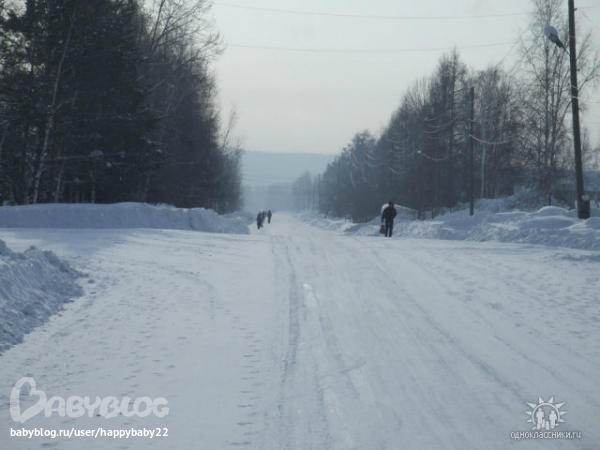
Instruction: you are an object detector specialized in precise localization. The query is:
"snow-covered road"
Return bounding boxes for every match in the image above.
[1,214,599,449]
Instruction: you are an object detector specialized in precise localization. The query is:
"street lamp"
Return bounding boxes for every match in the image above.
[544,1,590,219]
[543,25,564,49]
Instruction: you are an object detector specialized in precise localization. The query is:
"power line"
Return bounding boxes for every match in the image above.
[494,38,520,70]
[416,150,451,162]
[226,41,513,54]
[580,10,600,31]
[468,134,510,146]
[214,2,600,21]
[216,2,524,20]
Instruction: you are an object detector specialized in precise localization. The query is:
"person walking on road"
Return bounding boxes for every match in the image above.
[257,212,264,229]
[381,201,397,237]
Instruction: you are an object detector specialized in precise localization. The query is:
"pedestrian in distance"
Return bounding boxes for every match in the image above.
[256,211,264,229]
[381,201,397,237]
[267,210,272,224]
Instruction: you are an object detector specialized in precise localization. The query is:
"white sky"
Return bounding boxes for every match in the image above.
[210,0,600,155]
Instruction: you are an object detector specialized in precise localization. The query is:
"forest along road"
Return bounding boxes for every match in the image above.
[0,214,598,450]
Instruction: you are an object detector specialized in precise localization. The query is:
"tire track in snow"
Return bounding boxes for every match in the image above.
[329,237,460,447]
[396,245,599,408]
[350,238,598,448]
[296,233,395,449]
[272,225,408,449]
[270,235,334,450]
[364,244,523,427]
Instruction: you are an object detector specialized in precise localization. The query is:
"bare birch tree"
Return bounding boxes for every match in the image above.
[518,0,599,204]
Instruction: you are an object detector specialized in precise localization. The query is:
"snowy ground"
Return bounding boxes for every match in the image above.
[1,205,599,449]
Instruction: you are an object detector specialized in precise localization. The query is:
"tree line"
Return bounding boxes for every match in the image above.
[301,0,599,222]
[0,0,242,212]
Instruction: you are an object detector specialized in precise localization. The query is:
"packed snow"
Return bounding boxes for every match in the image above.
[0,202,598,449]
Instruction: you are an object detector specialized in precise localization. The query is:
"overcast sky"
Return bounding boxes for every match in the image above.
[210,0,600,155]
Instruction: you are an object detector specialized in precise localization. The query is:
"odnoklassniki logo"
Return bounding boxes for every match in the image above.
[10,377,169,423]
[525,397,566,430]
[511,396,582,441]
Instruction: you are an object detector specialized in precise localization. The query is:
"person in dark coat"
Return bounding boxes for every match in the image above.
[381,201,397,237]
[257,211,264,229]
[267,210,272,224]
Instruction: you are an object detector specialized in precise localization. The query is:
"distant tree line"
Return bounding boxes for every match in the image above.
[306,0,599,222]
[0,0,241,212]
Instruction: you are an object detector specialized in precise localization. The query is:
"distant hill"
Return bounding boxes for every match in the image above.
[241,151,336,211]
[241,151,335,189]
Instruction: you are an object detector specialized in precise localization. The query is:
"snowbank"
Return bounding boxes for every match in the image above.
[391,206,600,251]
[300,203,600,252]
[0,203,251,355]
[297,213,359,233]
[298,205,417,234]
[0,240,83,355]
[0,203,251,234]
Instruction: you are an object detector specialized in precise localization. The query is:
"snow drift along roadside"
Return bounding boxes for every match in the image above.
[300,204,600,252]
[0,240,83,355]
[0,203,251,234]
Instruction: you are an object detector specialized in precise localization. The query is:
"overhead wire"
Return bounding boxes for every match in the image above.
[217,3,599,56]
[214,2,598,21]
[416,150,452,162]
[580,9,600,31]
[468,134,510,146]
[215,4,600,54]
[229,3,599,179]
[225,42,514,54]
[388,165,410,176]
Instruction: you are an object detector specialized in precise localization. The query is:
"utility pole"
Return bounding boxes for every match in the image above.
[469,86,475,216]
[567,0,589,219]
[544,3,589,219]
[389,145,394,193]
